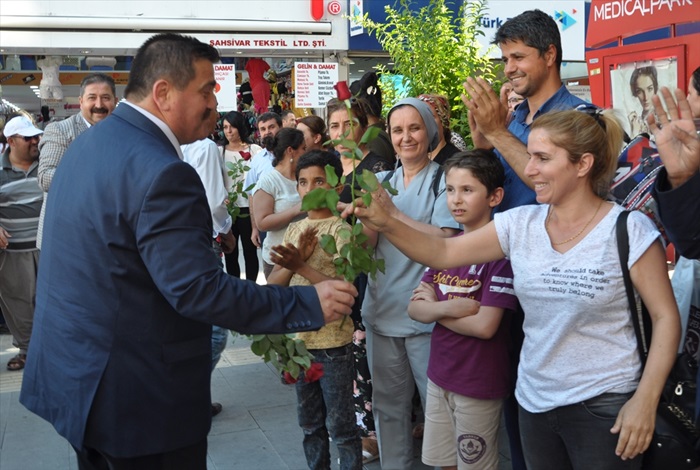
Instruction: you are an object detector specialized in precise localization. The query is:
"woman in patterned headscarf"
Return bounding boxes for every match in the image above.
[417,94,465,164]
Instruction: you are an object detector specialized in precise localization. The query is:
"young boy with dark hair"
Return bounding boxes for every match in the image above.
[267,150,362,470]
[408,150,518,470]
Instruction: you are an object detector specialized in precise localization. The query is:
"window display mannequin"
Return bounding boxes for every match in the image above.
[37,56,63,100]
[245,58,271,114]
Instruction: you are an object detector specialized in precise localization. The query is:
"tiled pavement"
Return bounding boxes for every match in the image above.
[0,253,512,470]
[0,332,512,470]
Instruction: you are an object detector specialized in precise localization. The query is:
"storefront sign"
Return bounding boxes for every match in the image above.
[586,0,699,47]
[349,0,364,37]
[214,64,237,111]
[474,1,586,61]
[294,62,339,108]
[209,37,329,49]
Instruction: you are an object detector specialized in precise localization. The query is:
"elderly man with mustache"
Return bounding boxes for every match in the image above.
[36,73,118,248]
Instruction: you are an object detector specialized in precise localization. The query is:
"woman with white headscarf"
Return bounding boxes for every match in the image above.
[360,98,460,469]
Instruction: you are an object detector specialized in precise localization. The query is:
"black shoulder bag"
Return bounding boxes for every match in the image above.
[616,210,700,469]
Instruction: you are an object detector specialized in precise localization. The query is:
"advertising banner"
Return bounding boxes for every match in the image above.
[473,1,586,61]
[294,62,339,108]
[214,64,237,112]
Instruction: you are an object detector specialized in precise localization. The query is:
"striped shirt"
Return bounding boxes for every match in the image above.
[1,150,43,251]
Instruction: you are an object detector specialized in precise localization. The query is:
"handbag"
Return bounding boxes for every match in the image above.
[616,211,700,469]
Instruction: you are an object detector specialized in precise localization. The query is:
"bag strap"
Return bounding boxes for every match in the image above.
[382,170,395,184]
[383,166,444,198]
[615,211,652,366]
[431,166,445,198]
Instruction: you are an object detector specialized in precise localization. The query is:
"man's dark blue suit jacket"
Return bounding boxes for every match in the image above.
[20,103,324,457]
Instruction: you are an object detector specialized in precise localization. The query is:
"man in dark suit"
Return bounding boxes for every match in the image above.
[19,33,356,470]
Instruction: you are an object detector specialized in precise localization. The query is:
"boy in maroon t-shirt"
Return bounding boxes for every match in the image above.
[408,150,518,470]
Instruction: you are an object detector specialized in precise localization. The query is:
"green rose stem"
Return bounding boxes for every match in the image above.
[249,81,395,381]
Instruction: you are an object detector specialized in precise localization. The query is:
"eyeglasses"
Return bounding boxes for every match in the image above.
[13,135,40,142]
[507,98,524,105]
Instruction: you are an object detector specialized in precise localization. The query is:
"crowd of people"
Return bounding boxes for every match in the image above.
[1,7,699,470]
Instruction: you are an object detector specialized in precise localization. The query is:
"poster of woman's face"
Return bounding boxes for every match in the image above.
[610,60,678,137]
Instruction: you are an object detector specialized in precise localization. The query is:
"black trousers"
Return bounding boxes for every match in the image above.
[224,208,259,281]
[73,438,207,470]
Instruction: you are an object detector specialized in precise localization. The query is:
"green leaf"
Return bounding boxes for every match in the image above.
[250,334,266,341]
[286,339,296,357]
[250,336,271,356]
[338,139,357,151]
[325,164,339,187]
[301,188,329,211]
[298,356,312,370]
[320,234,337,254]
[359,126,381,145]
[362,192,373,207]
[287,360,301,379]
[338,228,352,241]
[269,334,284,345]
[352,223,363,236]
[295,340,309,356]
[357,176,372,192]
[362,170,379,192]
[381,181,399,196]
[325,191,340,216]
[270,356,282,371]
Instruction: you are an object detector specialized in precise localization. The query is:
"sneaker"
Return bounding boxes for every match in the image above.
[362,437,379,464]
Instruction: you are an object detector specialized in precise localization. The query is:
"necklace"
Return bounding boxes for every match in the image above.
[546,199,604,246]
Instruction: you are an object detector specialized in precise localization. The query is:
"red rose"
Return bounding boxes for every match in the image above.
[283,371,298,384]
[334,81,352,101]
[304,362,324,382]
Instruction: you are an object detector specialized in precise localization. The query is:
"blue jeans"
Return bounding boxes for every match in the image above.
[519,392,641,470]
[210,326,228,372]
[296,344,361,470]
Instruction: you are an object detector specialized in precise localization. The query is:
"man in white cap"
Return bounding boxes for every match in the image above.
[0,115,43,371]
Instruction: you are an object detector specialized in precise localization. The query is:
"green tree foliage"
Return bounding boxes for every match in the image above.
[355,0,502,146]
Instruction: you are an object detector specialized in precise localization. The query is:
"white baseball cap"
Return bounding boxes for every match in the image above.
[3,116,43,138]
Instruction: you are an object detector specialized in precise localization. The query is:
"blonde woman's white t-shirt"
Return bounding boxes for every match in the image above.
[494,203,659,413]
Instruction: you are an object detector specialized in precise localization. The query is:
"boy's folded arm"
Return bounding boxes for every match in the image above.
[408,297,480,324]
[438,305,505,339]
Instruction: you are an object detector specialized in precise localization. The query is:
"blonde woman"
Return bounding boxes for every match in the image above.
[349,109,680,468]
